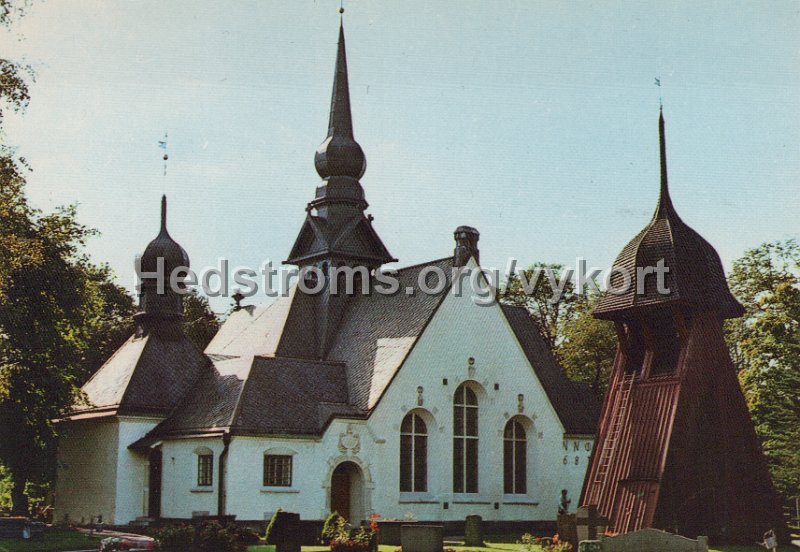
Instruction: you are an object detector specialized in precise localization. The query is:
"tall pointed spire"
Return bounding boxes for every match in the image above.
[160,194,168,233]
[654,107,676,219]
[329,21,353,139]
[314,19,367,179]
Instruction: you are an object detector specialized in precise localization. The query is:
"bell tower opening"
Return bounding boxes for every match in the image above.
[648,313,682,377]
[620,320,645,375]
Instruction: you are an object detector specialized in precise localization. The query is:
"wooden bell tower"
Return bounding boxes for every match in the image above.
[580,110,784,543]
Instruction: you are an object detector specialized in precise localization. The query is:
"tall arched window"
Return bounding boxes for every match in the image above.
[400,412,427,492]
[503,419,527,494]
[453,384,478,493]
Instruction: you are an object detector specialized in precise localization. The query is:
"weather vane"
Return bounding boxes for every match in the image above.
[654,77,662,107]
[158,133,168,177]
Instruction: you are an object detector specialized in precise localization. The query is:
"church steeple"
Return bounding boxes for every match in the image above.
[136,195,191,335]
[285,20,395,271]
[314,21,367,180]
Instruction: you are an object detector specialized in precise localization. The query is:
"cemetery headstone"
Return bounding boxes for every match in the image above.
[401,524,444,552]
[599,528,708,552]
[576,505,608,542]
[464,515,484,547]
[557,512,578,546]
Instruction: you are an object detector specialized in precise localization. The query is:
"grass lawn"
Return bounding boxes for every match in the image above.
[246,544,798,552]
[0,528,102,552]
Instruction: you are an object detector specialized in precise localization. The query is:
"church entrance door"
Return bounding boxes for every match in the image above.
[330,461,364,523]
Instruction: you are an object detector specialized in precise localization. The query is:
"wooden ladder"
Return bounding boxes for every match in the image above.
[594,372,636,485]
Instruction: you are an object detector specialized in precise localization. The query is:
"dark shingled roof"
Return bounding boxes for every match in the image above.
[140,356,356,440]
[500,304,601,435]
[234,357,354,434]
[593,111,743,321]
[76,333,208,417]
[285,210,396,268]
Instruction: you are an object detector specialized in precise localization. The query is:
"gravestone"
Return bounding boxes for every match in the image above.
[557,513,578,546]
[464,515,484,547]
[576,505,608,542]
[599,528,708,552]
[378,520,417,546]
[401,524,443,552]
[273,511,301,552]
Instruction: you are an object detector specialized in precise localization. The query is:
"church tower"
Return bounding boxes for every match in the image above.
[581,110,784,542]
[285,21,395,358]
[135,195,191,339]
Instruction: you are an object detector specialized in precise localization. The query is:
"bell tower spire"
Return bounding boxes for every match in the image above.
[655,107,675,219]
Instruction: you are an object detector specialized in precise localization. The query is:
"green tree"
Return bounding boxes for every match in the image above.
[183,289,220,352]
[501,263,617,398]
[78,267,136,383]
[500,263,578,349]
[725,239,800,497]
[0,1,141,513]
[557,293,617,395]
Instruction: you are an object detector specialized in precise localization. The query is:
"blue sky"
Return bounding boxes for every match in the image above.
[3,1,798,314]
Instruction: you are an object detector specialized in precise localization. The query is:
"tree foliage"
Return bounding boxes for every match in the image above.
[557,293,617,394]
[183,290,220,353]
[500,263,616,397]
[501,263,578,349]
[725,239,800,497]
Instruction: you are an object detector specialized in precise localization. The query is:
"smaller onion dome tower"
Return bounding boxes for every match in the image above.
[135,195,190,335]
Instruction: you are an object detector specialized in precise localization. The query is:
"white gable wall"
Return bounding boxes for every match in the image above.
[54,418,119,525]
[365,268,590,521]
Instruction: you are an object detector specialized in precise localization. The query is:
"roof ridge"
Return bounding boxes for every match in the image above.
[254,355,347,367]
[80,334,144,391]
[392,256,453,272]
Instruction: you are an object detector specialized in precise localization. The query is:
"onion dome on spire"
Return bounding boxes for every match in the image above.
[140,195,190,275]
[593,109,744,320]
[137,195,190,323]
[314,20,367,180]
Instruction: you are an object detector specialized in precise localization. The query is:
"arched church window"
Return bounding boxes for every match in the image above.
[453,384,479,493]
[503,419,527,494]
[400,412,427,492]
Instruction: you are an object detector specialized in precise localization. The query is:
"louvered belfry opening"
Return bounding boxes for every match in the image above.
[581,111,784,543]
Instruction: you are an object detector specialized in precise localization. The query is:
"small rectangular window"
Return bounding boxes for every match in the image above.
[264,455,293,487]
[197,454,213,487]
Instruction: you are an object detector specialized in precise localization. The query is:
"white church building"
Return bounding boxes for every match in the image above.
[54,22,599,529]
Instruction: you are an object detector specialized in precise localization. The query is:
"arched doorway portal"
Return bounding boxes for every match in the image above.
[330,461,364,523]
